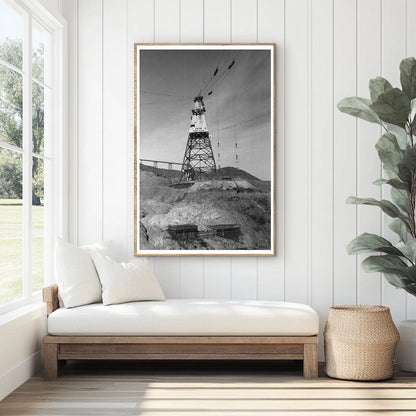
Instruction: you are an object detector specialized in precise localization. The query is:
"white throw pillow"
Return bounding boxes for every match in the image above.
[81,240,115,259]
[90,253,165,306]
[55,239,114,308]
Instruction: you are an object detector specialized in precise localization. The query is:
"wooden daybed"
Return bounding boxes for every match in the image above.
[42,285,319,379]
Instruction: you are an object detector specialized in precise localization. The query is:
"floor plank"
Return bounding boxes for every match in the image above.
[1,361,416,415]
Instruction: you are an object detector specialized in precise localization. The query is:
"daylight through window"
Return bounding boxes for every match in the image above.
[0,0,53,307]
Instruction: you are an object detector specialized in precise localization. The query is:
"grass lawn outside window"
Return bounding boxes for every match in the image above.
[0,198,44,304]
[0,0,66,312]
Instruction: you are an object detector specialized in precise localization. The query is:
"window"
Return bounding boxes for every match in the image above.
[0,0,66,311]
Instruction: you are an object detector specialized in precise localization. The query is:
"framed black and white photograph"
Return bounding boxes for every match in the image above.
[134,44,275,256]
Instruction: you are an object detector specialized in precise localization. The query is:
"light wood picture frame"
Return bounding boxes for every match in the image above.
[134,44,276,256]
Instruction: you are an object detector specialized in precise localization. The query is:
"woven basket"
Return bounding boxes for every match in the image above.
[324,305,399,381]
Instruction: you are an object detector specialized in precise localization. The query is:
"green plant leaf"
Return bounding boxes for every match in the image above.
[410,98,416,124]
[375,132,404,173]
[362,254,408,271]
[400,57,416,100]
[403,146,416,171]
[379,262,416,283]
[347,233,403,256]
[405,242,416,263]
[412,114,416,133]
[403,265,416,282]
[398,161,412,185]
[394,130,410,150]
[391,187,409,213]
[369,77,393,102]
[384,167,400,180]
[411,99,416,133]
[397,240,416,263]
[373,178,388,186]
[373,178,410,191]
[387,178,410,191]
[337,97,382,125]
[370,88,410,127]
[361,255,415,288]
[404,282,416,296]
[389,217,410,241]
[346,196,407,219]
[383,272,412,288]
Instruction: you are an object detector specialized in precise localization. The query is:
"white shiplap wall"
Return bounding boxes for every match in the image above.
[61,0,416,356]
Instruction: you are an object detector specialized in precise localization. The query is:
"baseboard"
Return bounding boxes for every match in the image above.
[0,350,42,401]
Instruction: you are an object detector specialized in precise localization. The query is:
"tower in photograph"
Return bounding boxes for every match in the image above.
[180,95,216,182]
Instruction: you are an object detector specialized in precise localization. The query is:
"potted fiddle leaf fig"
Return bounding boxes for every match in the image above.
[337,57,416,372]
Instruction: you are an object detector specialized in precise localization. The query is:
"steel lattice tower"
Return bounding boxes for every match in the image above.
[180,95,216,182]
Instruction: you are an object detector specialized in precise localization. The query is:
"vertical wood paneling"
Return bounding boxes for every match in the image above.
[407,0,416,59]
[406,0,416,319]
[180,0,203,43]
[230,0,257,42]
[203,0,232,299]
[204,257,231,299]
[180,258,204,298]
[204,0,231,42]
[155,0,180,42]
[178,0,205,298]
[127,0,154,43]
[64,0,413,334]
[77,0,103,245]
[333,0,357,305]
[381,0,407,323]
[257,0,285,301]
[103,0,128,260]
[152,0,182,297]
[126,0,154,261]
[284,0,309,304]
[310,0,333,359]
[406,0,416,56]
[154,258,181,298]
[231,257,258,300]
[356,0,382,305]
[61,0,77,245]
[229,0,258,300]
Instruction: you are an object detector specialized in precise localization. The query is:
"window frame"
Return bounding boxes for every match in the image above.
[0,0,67,315]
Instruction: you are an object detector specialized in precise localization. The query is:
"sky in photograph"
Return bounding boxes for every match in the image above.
[139,48,272,181]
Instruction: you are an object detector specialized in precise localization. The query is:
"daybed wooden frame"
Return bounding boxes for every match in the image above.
[42,285,319,379]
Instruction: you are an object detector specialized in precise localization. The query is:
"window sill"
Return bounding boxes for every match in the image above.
[0,297,45,326]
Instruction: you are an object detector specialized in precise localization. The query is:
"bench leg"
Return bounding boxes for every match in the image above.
[303,343,318,379]
[44,343,59,379]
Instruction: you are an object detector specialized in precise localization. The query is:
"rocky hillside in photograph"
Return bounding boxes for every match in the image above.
[139,164,272,251]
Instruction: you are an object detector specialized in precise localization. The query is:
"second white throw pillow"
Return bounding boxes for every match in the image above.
[91,253,165,306]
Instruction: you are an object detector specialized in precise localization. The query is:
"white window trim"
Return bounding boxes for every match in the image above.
[0,0,67,315]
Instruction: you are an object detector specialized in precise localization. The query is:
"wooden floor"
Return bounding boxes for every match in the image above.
[1,360,416,415]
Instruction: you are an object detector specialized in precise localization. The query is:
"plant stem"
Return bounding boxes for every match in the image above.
[409,124,416,238]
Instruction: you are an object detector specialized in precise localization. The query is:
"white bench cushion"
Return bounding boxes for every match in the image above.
[47,299,319,336]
